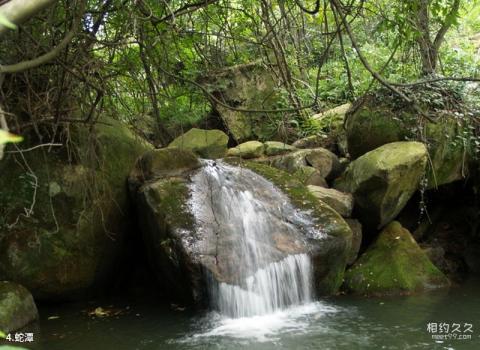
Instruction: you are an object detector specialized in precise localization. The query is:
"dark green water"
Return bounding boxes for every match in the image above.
[5,279,480,350]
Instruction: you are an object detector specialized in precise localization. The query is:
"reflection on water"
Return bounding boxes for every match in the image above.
[8,278,480,350]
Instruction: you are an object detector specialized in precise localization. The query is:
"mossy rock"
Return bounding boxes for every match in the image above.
[225,158,352,295]
[264,148,339,180]
[344,219,362,265]
[134,178,204,304]
[292,134,331,149]
[200,62,290,142]
[345,104,409,159]
[168,128,228,159]
[307,185,353,218]
[346,94,468,188]
[335,142,427,229]
[129,147,205,305]
[0,119,151,300]
[293,166,328,187]
[128,148,201,191]
[311,102,352,142]
[227,141,264,158]
[343,222,450,296]
[0,281,38,332]
[264,141,296,156]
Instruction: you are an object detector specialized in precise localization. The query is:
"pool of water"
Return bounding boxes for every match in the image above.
[6,279,480,350]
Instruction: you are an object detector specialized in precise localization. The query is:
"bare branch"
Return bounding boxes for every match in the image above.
[433,0,460,52]
[0,0,85,74]
[0,30,76,74]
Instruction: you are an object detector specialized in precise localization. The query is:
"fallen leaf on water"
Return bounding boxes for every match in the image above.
[86,306,127,318]
[171,303,186,311]
[48,316,60,320]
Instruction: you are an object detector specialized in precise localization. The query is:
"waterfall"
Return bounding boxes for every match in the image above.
[215,254,312,318]
[189,160,319,318]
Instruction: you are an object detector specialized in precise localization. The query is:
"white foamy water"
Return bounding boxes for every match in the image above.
[215,254,312,318]
[187,302,340,343]
[189,160,324,320]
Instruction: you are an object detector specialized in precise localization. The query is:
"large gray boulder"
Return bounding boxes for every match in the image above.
[200,63,285,142]
[335,142,427,229]
[130,152,353,305]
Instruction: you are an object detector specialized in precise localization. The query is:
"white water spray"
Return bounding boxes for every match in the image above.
[189,160,320,318]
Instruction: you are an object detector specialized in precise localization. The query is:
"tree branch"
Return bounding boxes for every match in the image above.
[0,0,59,36]
[433,0,460,52]
[0,0,85,74]
[294,0,321,14]
[330,0,412,103]
[0,30,76,73]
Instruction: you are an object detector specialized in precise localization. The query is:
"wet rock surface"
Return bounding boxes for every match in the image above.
[130,152,353,305]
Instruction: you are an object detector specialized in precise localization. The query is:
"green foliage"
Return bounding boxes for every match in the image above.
[1,0,479,148]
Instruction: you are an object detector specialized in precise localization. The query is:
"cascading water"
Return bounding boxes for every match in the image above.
[215,254,312,318]
[189,160,324,318]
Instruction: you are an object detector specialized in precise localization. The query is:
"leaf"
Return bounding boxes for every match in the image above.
[0,12,16,30]
[0,130,23,145]
[0,330,5,338]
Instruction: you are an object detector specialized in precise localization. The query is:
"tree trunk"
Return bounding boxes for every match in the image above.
[415,0,437,75]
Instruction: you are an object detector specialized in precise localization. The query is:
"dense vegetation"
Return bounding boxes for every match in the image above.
[0,0,478,152]
[0,1,480,346]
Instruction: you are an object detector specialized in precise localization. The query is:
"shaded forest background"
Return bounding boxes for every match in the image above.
[0,0,479,153]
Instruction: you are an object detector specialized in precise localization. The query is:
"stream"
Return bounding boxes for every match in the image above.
[5,161,480,350]
[15,277,480,350]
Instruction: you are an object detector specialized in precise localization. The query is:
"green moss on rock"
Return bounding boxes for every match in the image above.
[335,141,427,229]
[293,166,328,187]
[346,106,410,159]
[343,222,450,296]
[129,148,200,190]
[168,128,228,159]
[0,119,151,300]
[135,177,205,305]
[227,141,265,159]
[345,93,469,188]
[225,158,352,294]
[0,282,38,332]
[264,141,296,156]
